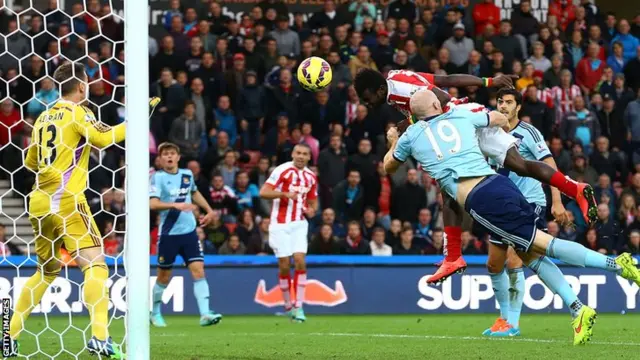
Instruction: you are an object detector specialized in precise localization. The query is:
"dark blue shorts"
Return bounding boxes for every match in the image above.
[157,231,204,269]
[465,175,538,252]
[488,202,547,246]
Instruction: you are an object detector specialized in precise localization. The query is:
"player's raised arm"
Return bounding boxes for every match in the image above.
[432,74,519,89]
[487,111,509,129]
[72,106,125,148]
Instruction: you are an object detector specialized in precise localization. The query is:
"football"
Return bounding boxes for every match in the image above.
[297,56,332,92]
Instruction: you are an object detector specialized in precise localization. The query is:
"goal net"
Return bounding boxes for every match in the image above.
[0,0,149,358]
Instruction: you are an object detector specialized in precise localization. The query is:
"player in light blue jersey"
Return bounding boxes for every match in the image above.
[384,89,640,345]
[483,88,571,337]
[149,142,223,327]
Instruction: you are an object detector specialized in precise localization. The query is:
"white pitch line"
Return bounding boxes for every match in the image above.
[233,332,640,347]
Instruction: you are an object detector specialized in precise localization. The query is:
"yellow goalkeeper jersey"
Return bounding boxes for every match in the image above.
[25,99,125,217]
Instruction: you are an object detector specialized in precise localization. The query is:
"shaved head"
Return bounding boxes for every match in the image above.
[410,89,442,119]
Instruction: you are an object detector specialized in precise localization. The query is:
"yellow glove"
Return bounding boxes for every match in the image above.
[149,97,161,117]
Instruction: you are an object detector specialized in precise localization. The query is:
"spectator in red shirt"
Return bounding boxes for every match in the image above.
[472,0,500,36]
[548,0,576,32]
[576,42,606,93]
[0,99,22,147]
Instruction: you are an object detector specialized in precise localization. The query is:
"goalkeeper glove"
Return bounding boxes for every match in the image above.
[149,97,161,117]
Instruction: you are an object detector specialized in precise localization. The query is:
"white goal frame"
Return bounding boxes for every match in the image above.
[124,1,150,359]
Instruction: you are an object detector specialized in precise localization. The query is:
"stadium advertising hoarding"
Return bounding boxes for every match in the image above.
[0,265,636,315]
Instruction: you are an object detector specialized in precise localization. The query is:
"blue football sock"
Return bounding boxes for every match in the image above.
[489,269,510,320]
[546,238,621,274]
[193,278,211,316]
[528,256,583,318]
[152,283,167,315]
[507,268,525,328]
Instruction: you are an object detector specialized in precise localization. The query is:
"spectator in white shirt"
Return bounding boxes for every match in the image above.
[370,227,393,256]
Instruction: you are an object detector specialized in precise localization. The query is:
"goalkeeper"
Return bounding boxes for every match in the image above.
[8,61,160,359]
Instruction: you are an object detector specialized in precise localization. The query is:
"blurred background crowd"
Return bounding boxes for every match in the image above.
[0,0,638,257]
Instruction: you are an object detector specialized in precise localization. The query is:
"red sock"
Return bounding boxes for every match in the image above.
[549,171,578,199]
[293,270,307,308]
[444,226,462,261]
[279,274,292,310]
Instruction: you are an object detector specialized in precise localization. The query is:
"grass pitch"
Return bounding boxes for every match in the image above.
[15,314,640,359]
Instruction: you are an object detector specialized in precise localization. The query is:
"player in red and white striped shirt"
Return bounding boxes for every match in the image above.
[354,68,597,285]
[259,144,318,322]
[550,70,582,126]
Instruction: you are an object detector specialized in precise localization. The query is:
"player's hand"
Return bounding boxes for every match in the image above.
[551,202,571,227]
[199,211,215,227]
[491,74,519,88]
[174,203,198,212]
[386,127,399,144]
[282,192,298,200]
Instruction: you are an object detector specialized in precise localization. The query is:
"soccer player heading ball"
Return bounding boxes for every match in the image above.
[354,69,598,285]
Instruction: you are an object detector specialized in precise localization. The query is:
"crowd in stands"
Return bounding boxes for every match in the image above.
[0,0,639,257]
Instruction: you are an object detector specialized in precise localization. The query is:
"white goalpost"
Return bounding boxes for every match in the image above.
[124,0,151,359]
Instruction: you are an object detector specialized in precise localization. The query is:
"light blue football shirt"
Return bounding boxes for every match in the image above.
[149,168,198,236]
[393,108,496,199]
[489,121,551,206]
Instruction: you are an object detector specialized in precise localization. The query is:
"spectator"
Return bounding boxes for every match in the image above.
[567,154,599,186]
[224,54,247,108]
[413,208,433,248]
[605,73,635,110]
[360,207,379,240]
[472,0,500,36]
[308,0,348,32]
[567,5,589,37]
[276,127,303,165]
[246,217,272,255]
[461,231,487,255]
[26,77,58,117]
[270,16,300,57]
[188,160,209,196]
[214,38,233,73]
[623,46,640,92]
[328,51,352,94]
[300,90,341,141]
[197,20,217,53]
[151,68,187,138]
[236,209,260,245]
[595,203,621,253]
[224,19,245,54]
[529,41,552,73]
[611,19,640,63]
[309,224,341,254]
[168,15,190,54]
[548,0,576,31]
[242,37,264,76]
[369,227,392,256]
[234,172,261,214]
[266,68,299,126]
[162,0,182,31]
[349,0,376,32]
[214,95,237,146]
[543,54,564,88]
[218,233,247,255]
[590,136,626,182]
[196,227,217,255]
[521,85,554,138]
[492,20,524,65]
[264,112,291,157]
[391,169,427,223]
[373,31,395,70]
[622,173,640,205]
[624,230,640,254]
[576,43,606,94]
[583,228,608,254]
[625,89,640,165]
[347,138,378,208]
[193,52,225,106]
[338,221,370,254]
[551,69,582,123]
[0,99,22,149]
[208,173,238,220]
[317,134,347,207]
[567,30,586,70]
[607,42,627,75]
[189,78,213,131]
[423,228,444,255]
[316,208,346,238]
[393,227,421,255]
[515,62,535,91]
[300,123,320,165]
[602,12,618,44]
[348,45,378,79]
[217,151,240,188]
[442,23,474,68]
[169,100,204,161]
[237,71,265,150]
[511,0,540,44]
[333,170,365,222]
[205,210,230,248]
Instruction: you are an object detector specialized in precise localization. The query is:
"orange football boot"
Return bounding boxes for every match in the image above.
[427,257,467,284]
[575,183,598,226]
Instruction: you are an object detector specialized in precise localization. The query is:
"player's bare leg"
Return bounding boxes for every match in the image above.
[75,247,124,358]
[484,247,523,337]
[503,148,597,225]
[188,261,222,326]
[292,252,308,322]
[427,193,466,284]
[277,257,295,317]
[151,268,171,327]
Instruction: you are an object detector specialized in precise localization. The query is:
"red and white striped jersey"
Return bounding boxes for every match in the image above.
[386,70,435,114]
[550,85,582,123]
[520,87,554,108]
[266,161,318,224]
[446,99,489,113]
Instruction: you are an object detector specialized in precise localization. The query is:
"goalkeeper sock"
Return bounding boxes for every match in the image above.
[152,282,167,315]
[546,238,621,273]
[9,270,57,339]
[82,263,110,341]
[528,256,583,318]
[193,278,211,316]
[489,269,510,320]
[507,268,525,328]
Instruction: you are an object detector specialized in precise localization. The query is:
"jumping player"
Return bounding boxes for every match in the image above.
[354,68,597,284]
[259,144,318,322]
[149,142,223,327]
[383,89,640,345]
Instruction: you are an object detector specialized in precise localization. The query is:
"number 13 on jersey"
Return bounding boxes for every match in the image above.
[424,120,461,160]
[37,124,58,166]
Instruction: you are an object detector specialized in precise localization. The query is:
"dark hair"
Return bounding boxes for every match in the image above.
[372,227,385,235]
[348,169,361,176]
[184,99,195,109]
[497,87,522,105]
[53,62,86,95]
[353,68,386,98]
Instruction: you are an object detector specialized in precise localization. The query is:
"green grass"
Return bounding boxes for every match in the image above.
[14,314,640,359]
